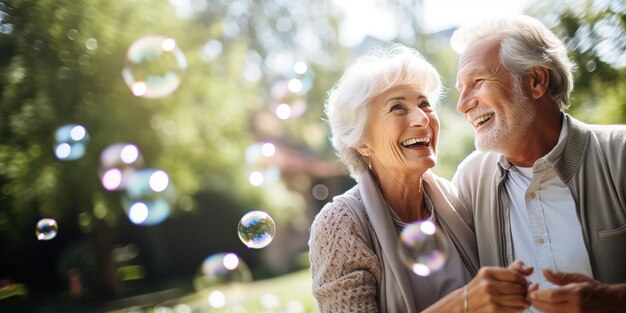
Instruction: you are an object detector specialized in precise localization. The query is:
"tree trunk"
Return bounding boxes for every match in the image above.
[91,220,117,299]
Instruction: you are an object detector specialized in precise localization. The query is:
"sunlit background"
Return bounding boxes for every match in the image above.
[0,0,624,311]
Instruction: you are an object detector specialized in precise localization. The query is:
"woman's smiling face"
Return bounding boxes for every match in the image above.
[358,84,439,176]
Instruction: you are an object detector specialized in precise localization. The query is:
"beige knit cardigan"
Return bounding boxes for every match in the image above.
[308,170,479,312]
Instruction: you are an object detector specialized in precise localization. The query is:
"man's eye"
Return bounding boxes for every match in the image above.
[475,79,485,85]
[418,101,431,109]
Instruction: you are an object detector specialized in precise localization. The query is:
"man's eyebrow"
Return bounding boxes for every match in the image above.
[455,68,480,90]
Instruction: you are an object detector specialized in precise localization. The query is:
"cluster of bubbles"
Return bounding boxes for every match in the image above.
[45,33,307,309]
[397,220,449,277]
[97,143,174,226]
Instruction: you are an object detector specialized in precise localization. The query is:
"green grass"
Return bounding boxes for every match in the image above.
[108,269,319,313]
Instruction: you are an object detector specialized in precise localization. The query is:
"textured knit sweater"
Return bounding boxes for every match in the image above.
[309,170,479,312]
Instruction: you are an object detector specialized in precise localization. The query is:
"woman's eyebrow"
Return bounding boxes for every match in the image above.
[385,95,426,104]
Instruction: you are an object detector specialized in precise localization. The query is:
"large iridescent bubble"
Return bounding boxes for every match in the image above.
[237,210,276,249]
[121,36,187,98]
[397,220,449,277]
[54,124,89,160]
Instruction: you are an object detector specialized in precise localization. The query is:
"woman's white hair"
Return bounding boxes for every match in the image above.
[324,42,442,179]
[450,15,575,110]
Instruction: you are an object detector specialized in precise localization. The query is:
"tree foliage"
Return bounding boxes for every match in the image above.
[529,0,626,124]
[0,0,345,297]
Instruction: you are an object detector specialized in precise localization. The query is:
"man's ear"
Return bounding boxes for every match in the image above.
[526,66,550,99]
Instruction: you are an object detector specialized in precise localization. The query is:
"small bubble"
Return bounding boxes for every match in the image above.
[36,218,59,240]
[85,38,98,51]
[54,124,89,161]
[67,29,79,40]
[312,184,329,200]
[237,211,276,249]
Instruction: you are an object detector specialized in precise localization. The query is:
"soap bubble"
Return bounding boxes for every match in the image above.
[54,124,89,160]
[36,218,59,240]
[244,142,281,187]
[286,61,314,95]
[268,80,307,120]
[99,143,144,191]
[238,210,276,249]
[193,253,252,309]
[122,35,187,98]
[312,184,329,200]
[397,220,448,277]
[122,168,175,226]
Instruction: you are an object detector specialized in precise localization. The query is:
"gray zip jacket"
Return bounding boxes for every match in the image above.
[452,114,626,284]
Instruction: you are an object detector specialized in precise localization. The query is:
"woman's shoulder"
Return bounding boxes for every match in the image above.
[311,186,362,228]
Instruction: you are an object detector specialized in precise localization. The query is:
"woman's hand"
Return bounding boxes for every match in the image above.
[463,260,533,313]
[423,260,532,313]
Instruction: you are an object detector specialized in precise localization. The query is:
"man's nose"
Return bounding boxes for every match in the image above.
[456,89,477,114]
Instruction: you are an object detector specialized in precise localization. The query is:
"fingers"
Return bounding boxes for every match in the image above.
[543,268,593,286]
[508,260,534,276]
[529,287,573,313]
[477,266,530,288]
[468,267,531,312]
[530,286,573,303]
[529,298,570,313]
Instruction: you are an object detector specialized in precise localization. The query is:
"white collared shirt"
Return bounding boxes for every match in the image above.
[504,116,593,289]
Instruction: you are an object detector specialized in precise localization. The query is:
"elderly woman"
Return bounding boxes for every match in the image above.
[308,43,532,312]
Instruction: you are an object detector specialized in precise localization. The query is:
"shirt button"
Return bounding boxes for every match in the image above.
[536,237,545,245]
[529,192,537,199]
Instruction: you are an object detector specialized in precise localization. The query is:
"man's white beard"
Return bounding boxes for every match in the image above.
[475,79,536,152]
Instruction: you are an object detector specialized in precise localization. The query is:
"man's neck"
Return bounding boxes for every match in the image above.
[505,113,563,167]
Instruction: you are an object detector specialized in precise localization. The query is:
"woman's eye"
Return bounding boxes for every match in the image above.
[418,101,431,109]
[390,104,404,112]
[475,79,485,86]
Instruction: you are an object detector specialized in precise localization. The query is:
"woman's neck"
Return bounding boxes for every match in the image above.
[371,170,428,223]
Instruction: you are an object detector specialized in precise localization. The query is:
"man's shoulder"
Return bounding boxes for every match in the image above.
[457,150,501,173]
[569,115,626,141]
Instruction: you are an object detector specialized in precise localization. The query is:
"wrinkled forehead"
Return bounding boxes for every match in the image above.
[455,38,502,83]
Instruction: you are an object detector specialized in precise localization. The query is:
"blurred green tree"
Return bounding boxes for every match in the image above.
[0,0,345,299]
[528,0,625,124]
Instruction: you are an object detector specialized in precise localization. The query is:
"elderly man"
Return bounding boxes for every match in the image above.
[451,15,626,312]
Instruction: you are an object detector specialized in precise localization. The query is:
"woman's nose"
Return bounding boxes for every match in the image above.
[409,109,429,127]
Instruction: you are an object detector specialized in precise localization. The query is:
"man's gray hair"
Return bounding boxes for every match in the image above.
[450,15,575,110]
[325,42,442,179]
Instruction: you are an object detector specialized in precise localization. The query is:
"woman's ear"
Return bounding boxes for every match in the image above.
[356,143,372,157]
[526,66,550,99]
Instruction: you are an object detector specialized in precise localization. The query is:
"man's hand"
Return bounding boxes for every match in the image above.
[529,268,626,313]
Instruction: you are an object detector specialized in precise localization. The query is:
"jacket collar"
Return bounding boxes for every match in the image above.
[554,114,588,183]
[495,114,588,183]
